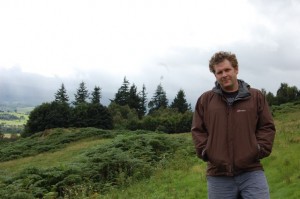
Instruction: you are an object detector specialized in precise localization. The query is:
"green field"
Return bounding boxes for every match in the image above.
[0,111,28,136]
[0,112,28,125]
[0,103,299,198]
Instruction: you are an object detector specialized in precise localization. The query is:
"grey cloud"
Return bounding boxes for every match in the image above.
[155,47,211,68]
[144,37,300,104]
[220,42,300,93]
[0,67,115,106]
[0,67,58,105]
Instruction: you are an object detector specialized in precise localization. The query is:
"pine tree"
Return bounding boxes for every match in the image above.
[114,77,130,106]
[170,89,190,113]
[138,84,147,118]
[128,83,140,111]
[74,81,89,105]
[91,86,102,104]
[54,83,69,103]
[148,83,168,114]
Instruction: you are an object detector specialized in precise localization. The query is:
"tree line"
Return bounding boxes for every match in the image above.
[263,83,300,106]
[23,77,299,137]
[23,77,192,137]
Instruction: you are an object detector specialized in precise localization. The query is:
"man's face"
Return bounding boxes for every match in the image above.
[213,59,239,92]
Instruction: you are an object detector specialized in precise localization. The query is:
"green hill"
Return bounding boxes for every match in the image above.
[0,102,300,198]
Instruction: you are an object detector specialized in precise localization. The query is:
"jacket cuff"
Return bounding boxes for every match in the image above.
[257,144,267,159]
[202,149,208,162]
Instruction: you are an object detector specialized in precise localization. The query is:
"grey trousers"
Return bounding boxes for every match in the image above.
[207,170,270,199]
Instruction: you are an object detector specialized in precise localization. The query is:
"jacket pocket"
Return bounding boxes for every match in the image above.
[205,145,227,167]
[234,141,260,169]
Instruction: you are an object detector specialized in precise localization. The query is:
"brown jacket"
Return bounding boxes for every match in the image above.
[191,80,275,176]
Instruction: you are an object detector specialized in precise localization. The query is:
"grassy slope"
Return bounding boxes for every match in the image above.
[0,138,109,175]
[100,103,300,199]
[99,135,207,199]
[0,103,299,198]
[264,105,300,199]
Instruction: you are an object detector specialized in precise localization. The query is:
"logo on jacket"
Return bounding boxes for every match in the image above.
[237,109,246,112]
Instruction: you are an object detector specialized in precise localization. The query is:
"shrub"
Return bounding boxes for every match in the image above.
[0,128,116,162]
[0,130,191,198]
[23,102,71,137]
[140,109,193,133]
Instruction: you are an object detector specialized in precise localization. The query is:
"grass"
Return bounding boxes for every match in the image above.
[263,140,300,198]
[0,103,299,198]
[99,104,300,199]
[262,106,300,199]
[0,130,190,198]
[0,138,109,199]
[100,168,206,199]
[99,144,208,199]
[0,138,109,175]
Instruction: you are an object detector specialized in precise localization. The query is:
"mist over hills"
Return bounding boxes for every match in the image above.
[0,66,199,110]
[0,67,113,108]
[0,68,55,106]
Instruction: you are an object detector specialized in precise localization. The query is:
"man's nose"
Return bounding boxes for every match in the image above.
[221,71,227,77]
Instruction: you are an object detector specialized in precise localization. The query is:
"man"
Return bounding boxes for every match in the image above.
[191,51,275,199]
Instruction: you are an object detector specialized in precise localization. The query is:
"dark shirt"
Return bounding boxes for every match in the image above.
[222,90,239,105]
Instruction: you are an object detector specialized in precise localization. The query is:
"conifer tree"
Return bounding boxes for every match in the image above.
[91,86,102,104]
[170,89,191,113]
[54,83,69,103]
[128,83,140,111]
[74,81,89,105]
[148,83,168,114]
[114,77,130,106]
[138,84,147,118]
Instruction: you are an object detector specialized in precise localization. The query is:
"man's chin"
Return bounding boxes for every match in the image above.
[221,83,231,88]
[221,84,234,91]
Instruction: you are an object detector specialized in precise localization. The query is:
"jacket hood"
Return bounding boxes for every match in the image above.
[213,79,251,99]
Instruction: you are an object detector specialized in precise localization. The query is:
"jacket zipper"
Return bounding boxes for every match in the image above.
[224,96,234,175]
[227,104,234,175]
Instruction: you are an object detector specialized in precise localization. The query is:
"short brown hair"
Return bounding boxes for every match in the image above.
[209,51,238,73]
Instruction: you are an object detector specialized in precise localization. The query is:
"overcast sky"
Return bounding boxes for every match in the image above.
[1,0,300,107]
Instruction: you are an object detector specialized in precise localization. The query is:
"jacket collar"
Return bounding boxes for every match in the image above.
[213,79,251,99]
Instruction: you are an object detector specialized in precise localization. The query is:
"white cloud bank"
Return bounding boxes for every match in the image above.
[0,0,300,106]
